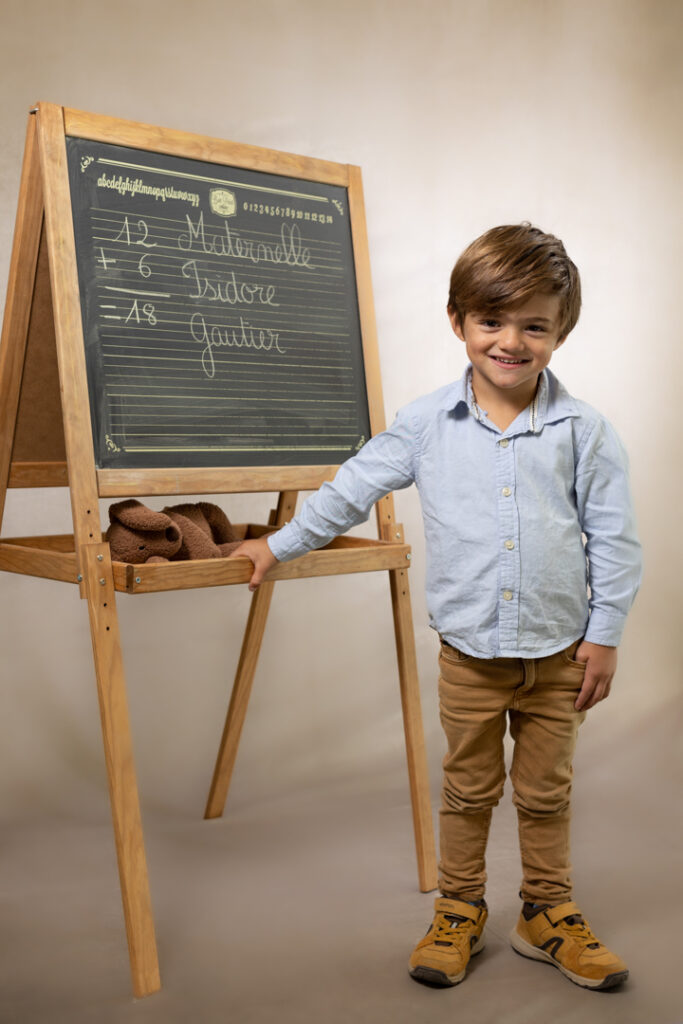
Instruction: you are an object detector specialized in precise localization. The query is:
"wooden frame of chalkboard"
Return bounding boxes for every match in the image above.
[0,104,437,998]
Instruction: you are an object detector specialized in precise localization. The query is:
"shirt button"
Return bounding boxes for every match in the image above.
[503,590,513,601]
[504,539,515,550]
[502,486,511,497]
[499,438,509,448]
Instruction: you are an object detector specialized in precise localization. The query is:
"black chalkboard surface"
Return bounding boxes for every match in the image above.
[65,137,371,470]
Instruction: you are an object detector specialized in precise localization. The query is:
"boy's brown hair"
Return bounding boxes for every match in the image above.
[448,223,581,339]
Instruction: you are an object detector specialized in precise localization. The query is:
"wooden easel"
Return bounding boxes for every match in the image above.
[0,103,437,998]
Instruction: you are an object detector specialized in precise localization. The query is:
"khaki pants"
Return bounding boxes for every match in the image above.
[438,640,587,905]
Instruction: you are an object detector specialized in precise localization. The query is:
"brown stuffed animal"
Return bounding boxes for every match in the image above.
[106,500,182,563]
[162,502,242,560]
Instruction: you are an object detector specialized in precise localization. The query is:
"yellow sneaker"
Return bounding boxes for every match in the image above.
[409,897,487,986]
[510,900,629,990]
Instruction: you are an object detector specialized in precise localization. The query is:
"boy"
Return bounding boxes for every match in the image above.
[230,224,642,991]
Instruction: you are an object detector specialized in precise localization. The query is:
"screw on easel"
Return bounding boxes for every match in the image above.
[135,577,141,584]
[406,553,412,560]
[99,578,106,585]
[77,574,83,582]
[97,554,103,561]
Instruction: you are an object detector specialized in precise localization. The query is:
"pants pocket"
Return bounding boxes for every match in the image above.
[560,640,587,668]
[440,640,472,666]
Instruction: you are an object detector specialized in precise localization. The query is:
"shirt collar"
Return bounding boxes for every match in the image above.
[441,366,580,433]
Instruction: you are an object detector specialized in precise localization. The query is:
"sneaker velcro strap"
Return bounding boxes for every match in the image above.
[545,901,582,925]
[435,898,482,923]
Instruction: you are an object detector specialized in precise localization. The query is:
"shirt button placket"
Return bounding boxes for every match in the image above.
[496,436,519,649]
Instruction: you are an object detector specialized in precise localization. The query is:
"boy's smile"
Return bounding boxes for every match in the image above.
[449,294,566,418]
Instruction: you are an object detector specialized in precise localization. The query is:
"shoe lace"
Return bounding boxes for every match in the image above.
[433,912,473,946]
[560,914,602,950]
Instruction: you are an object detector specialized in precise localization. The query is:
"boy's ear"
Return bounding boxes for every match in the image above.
[448,307,465,342]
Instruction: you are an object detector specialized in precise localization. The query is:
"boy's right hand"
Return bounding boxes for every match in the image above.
[228,536,279,591]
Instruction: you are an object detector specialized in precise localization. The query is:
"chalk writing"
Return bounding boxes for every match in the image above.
[97,173,200,207]
[190,313,285,378]
[112,216,157,248]
[178,213,314,268]
[181,259,280,307]
[125,300,157,326]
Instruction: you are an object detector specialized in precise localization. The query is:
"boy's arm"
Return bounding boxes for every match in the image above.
[229,406,418,589]
[574,416,642,710]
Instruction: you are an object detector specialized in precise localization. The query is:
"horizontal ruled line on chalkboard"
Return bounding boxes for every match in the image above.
[122,446,355,453]
[102,352,351,369]
[105,378,352,389]
[106,393,355,404]
[96,158,332,203]
[100,348,350,370]
[107,401,356,413]
[105,376,353,392]
[111,430,361,439]
[103,374,354,391]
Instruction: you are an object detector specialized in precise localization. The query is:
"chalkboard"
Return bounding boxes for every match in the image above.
[65,137,371,470]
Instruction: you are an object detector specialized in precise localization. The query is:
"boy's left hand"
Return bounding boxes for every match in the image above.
[573,641,617,711]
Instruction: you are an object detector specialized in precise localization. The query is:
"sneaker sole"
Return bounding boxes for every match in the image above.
[509,929,629,990]
[409,934,485,987]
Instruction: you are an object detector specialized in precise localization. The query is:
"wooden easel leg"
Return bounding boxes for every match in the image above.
[83,543,161,997]
[0,112,43,532]
[204,578,277,819]
[388,566,438,892]
[204,490,298,819]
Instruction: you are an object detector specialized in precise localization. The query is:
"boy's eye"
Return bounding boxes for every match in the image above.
[480,318,499,328]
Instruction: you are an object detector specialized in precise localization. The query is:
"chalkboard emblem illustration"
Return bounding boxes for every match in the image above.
[210,188,236,217]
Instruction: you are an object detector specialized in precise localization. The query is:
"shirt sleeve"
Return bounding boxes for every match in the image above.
[267,405,418,562]
[574,416,642,646]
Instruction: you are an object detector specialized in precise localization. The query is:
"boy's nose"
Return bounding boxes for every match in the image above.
[498,328,525,351]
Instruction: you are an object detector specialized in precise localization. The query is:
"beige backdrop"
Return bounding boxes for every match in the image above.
[0,1,681,1020]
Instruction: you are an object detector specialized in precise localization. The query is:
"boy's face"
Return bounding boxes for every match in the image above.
[449,293,566,407]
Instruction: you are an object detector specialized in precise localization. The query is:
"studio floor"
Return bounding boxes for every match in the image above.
[2,710,681,1024]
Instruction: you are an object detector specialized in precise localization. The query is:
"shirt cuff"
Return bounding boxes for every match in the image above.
[266,522,311,563]
[583,609,627,647]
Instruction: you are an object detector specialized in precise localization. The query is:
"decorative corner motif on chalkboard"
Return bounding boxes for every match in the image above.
[105,434,121,453]
[210,188,237,217]
[80,156,94,173]
[355,435,366,450]
[332,199,345,216]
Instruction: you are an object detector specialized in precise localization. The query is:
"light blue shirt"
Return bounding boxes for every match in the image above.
[268,368,642,659]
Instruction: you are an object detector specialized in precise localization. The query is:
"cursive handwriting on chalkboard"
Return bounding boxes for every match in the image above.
[178,213,315,268]
[181,260,280,308]
[191,313,285,378]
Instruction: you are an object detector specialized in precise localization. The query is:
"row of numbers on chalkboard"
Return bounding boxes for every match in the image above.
[67,139,371,469]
